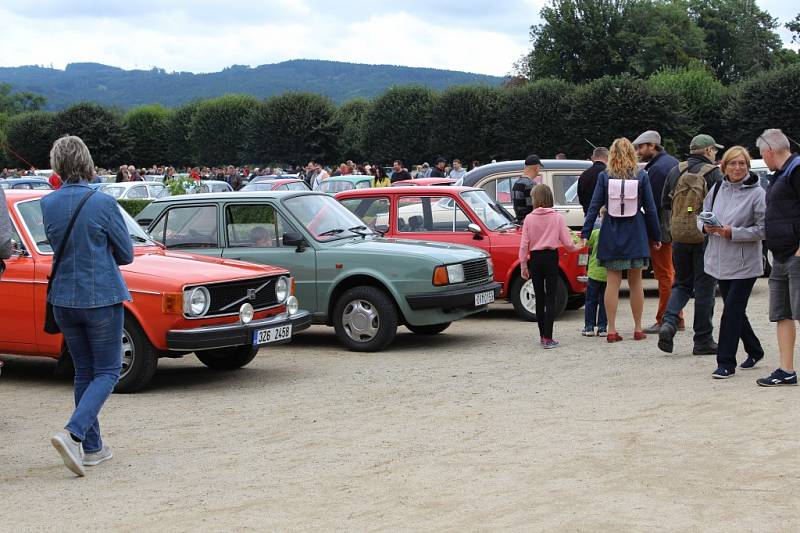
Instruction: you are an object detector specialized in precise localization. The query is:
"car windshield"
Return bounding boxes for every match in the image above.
[460,190,515,231]
[320,180,354,193]
[16,198,156,253]
[99,185,124,199]
[283,194,373,241]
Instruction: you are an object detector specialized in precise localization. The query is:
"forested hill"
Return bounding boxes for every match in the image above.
[0,60,506,110]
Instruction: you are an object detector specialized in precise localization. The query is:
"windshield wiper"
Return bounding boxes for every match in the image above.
[347,225,371,237]
[35,239,50,246]
[318,228,345,236]
[166,242,217,249]
[129,234,151,243]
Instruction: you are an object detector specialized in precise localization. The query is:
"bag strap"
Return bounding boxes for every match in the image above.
[49,189,97,282]
[710,180,722,210]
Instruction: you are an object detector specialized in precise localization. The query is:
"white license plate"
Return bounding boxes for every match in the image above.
[474,290,495,306]
[253,324,292,345]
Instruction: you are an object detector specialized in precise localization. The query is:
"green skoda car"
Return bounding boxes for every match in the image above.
[136,191,500,351]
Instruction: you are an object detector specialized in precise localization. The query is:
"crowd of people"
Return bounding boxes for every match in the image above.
[518,127,798,388]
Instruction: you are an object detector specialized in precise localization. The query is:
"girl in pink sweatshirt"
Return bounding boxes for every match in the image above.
[519,184,582,348]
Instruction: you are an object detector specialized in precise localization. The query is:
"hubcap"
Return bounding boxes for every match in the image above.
[120,328,135,380]
[520,279,536,313]
[341,299,380,342]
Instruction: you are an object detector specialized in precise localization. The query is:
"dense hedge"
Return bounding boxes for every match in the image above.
[2,64,799,168]
[118,199,153,217]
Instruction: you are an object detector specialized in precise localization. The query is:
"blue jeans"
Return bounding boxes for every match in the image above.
[716,278,763,371]
[662,242,717,345]
[54,304,123,453]
[584,278,607,329]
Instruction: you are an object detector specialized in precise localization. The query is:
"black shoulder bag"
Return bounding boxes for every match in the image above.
[44,190,96,334]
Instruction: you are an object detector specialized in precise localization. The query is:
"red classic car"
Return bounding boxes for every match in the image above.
[391,178,456,187]
[0,190,311,392]
[337,186,588,321]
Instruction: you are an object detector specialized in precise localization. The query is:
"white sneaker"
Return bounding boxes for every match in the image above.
[83,445,113,466]
[51,430,85,477]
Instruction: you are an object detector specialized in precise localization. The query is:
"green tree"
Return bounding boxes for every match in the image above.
[429,86,499,163]
[0,83,47,115]
[688,0,784,83]
[567,75,683,157]
[4,111,57,169]
[53,103,129,168]
[0,113,11,168]
[164,101,199,167]
[332,98,371,162]
[363,85,437,164]
[647,62,728,147]
[124,105,170,167]
[189,94,258,166]
[788,13,800,42]
[516,0,706,83]
[249,93,338,165]
[722,64,800,150]
[494,79,575,159]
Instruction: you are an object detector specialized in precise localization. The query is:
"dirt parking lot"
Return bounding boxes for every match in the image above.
[1,279,799,532]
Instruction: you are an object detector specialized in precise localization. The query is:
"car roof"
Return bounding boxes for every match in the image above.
[4,189,50,201]
[336,185,483,198]
[325,175,372,183]
[460,159,592,185]
[150,190,328,203]
[101,182,154,188]
[2,176,50,182]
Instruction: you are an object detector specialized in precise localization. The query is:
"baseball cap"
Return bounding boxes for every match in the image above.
[690,134,724,150]
[435,157,447,165]
[524,154,541,166]
[632,130,661,146]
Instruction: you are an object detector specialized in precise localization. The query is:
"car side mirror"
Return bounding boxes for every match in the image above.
[282,232,306,252]
[10,239,29,257]
[467,223,483,240]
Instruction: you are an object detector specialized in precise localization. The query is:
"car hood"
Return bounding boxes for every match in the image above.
[123,248,287,283]
[326,236,488,263]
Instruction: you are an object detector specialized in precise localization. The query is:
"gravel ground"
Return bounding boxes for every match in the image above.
[1,279,799,532]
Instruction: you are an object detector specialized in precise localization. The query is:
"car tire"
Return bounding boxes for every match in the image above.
[406,322,451,335]
[196,345,259,370]
[333,286,398,352]
[114,313,159,394]
[509,275,568,322]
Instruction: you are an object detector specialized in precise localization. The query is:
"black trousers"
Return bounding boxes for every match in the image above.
[529,249,559,339]
[716,278,763,371]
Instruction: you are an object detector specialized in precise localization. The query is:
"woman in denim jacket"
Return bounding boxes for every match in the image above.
[43,136,133,476]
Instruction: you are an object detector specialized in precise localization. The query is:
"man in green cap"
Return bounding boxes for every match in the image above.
[657,134,724,356]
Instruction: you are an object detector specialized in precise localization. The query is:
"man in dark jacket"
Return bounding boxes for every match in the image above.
[429,158,447,178]
[577,146,608,215]
[389,160,412,183]
[756,128,800,386]
[633,130,680,334]
[658,134,723,356]
[511,154,543,223]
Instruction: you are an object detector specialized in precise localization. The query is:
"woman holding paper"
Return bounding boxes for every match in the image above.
[701,146,766,379]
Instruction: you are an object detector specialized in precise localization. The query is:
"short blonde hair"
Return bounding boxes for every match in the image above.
[531,184,554,208]
[50,136,95,184]
[720,146,751,175]
[607,137,638,179]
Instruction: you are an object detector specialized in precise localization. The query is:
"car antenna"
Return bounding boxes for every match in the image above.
[585,139,597,149]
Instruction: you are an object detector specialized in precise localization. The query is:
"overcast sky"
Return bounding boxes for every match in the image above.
[0,1,796,76]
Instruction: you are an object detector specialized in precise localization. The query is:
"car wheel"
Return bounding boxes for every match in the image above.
[406,322,451,335]
[114,313,159,394]
[333,286,398,352]
[509,275,568,322]
[196,345,259,370]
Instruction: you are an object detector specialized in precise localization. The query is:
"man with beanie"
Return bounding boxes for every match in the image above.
[633,130,681,334]
[511,155,543,223]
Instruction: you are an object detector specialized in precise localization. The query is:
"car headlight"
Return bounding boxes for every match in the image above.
[239,303,254,324]
[183,286,210,317]
[275,276,289,303]
[446,264,465,284]
[487,258,494,277]
[286,295,299,315]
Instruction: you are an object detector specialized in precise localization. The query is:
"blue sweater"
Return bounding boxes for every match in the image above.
[581,170,661,261]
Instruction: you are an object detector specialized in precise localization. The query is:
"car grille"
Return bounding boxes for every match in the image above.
[463,259,489,283]
[205,276,280,316]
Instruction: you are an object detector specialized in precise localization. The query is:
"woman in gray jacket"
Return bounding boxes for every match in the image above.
[701,146,766,379]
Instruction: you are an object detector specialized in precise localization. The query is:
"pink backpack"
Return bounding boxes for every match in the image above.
[607,177,638,218]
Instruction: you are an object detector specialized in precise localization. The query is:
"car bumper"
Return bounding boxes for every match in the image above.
[166,310,312,351]
[406,281,502,311]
